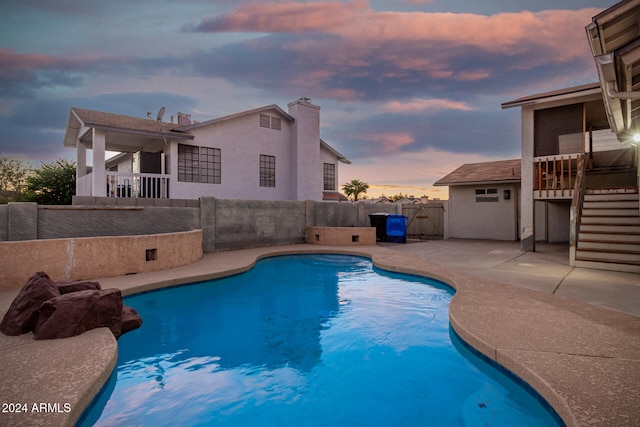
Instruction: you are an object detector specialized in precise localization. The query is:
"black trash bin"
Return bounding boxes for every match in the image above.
[369,213,389,242]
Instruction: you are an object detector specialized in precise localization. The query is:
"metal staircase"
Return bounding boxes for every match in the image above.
[574,188,640,273]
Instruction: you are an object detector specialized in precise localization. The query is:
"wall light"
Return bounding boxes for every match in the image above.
[633,133,640,143]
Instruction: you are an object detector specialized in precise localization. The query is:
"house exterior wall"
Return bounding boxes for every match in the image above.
[288,99,322,201]
[519,92,618,251]
[168,109,295,201]
[534,201,570,243]
[447,184,519,240]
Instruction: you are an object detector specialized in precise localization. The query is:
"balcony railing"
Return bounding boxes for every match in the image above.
[534,154,583,199]
[106,172,169,199]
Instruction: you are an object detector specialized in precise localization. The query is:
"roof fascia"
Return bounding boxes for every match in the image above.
[502,86,602,109]
[321,139,351,164]
[434,179,521,187]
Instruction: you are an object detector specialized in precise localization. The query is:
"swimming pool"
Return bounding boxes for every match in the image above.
[79,254,561,426]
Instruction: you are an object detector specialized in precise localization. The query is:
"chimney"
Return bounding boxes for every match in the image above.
[176,112,191,126]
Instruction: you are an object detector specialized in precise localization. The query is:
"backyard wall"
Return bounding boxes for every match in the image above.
[0,230,203,291]
[0,198,400,252]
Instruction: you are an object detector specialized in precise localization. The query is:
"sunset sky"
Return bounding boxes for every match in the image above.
[0,0,615,199]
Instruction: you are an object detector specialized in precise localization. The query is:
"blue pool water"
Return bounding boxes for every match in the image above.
[79,255,561,426]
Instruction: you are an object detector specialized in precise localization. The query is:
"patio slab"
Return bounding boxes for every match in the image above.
[0,242,639,426]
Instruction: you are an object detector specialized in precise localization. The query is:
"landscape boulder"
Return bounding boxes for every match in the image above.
[0,272,60,336]
[56,280,102,294]
[0,272,142,339]
[121,305,143,334]
[33,289,124,340]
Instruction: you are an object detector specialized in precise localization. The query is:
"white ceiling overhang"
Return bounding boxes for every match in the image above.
[586,0,640,142]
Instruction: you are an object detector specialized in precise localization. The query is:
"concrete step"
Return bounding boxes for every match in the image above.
[579,223,640,233]
[583,200,638,209]
[578,240,640,252]
[575,248,640,263]
[580,215,640,225]
[574,259,640,273]
[579,231,640,243]
[583,193,638,202]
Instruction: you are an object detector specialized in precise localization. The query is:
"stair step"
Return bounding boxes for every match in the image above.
[578,240,640,252]
[584,194,638,202]
[575,249,640,264]
[574,259,640,273]
[580,215,640,225]
[581,207,639,216]
[579,224,640,233]
[585,187,638,195]
[579,232,640,243]
[583,200,639,209]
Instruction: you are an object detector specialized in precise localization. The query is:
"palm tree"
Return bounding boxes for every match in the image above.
[342,179,369,201]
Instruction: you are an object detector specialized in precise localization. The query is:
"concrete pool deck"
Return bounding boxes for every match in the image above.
[0,240,639,426]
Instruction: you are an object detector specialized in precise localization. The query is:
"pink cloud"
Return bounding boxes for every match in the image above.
[190,3,600,69]
[186,0,368,33]
[383,98,473,113]
[0,49,59,78]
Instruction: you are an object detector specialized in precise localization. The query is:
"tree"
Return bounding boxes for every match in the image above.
[0,155,34,203]
[342,179,369,201]
[26,158,76,205]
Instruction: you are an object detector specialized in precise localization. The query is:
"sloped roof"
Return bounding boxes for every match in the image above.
[179,104,293,130]
[501,83,601,109]
[72,108,191,134]
[63,107,193,148]
[434,159,521,186]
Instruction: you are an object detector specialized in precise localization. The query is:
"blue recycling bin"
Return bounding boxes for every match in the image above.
[386,214,408,243]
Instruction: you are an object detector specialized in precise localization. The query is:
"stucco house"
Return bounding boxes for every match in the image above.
[434,159,521,241]
[62,97,350,203]
[434,1,640,273]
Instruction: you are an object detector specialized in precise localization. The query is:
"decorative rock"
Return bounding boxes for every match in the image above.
[56,280,102,294]
[33,289,123,340]
[0,272,60,336]
[121,305,143,334]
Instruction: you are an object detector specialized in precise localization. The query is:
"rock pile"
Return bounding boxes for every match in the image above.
[0,272,142,340]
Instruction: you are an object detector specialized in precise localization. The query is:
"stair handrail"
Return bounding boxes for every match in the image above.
[569,154,587,266]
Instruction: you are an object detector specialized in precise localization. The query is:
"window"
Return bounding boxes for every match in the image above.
[475,188,499,202]
[259,114,281,131]
[178,144,221,184]
[323,163,335,191]
[260,154,276,187]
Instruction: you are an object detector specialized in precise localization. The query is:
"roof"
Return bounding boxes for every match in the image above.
[434,159,521,186]
[501,83,602,109]
[179,104,293,130]
[63,107,194,148]
[321,139,351,164]
[323,191,349,201]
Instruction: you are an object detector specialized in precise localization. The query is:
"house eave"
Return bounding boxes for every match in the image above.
[434,179,521,187]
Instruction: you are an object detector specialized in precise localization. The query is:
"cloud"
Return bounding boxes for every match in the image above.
[183,0,368,33]
[383,98,473,113]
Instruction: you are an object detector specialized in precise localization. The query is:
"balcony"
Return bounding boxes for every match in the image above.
[534,154,583,200]
[76,172,169,199]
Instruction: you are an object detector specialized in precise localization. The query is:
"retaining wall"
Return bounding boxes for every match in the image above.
[0,230,203,291]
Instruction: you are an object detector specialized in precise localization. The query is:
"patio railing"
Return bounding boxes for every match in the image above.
[106,172,169,199]
[533,154,582,199]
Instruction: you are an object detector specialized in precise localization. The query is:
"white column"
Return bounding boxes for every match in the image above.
[520,106,535,251]
[76,141,87,195]
[92,128,107,197]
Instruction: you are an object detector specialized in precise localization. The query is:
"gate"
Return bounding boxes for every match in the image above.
[402,202,444,240]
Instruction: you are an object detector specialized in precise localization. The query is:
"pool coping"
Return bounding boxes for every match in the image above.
[1,244,639,426]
